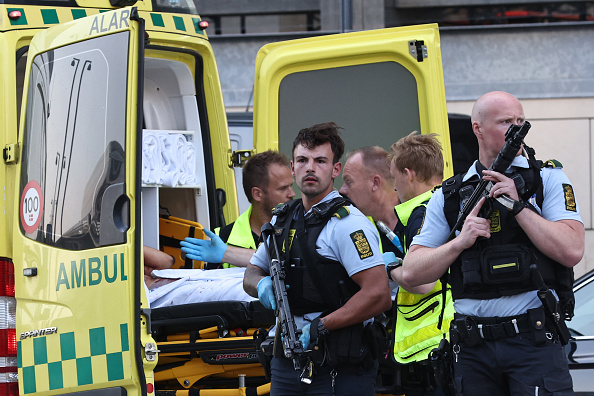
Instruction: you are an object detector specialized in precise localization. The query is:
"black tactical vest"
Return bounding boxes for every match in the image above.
[441,160,574,318]
[271,197,360,316]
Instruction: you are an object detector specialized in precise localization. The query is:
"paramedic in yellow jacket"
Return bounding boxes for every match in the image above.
[181,150,295,267]
[386,132,455,396]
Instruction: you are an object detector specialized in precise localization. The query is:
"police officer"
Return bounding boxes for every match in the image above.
[386,132,454,396]
[244,122,392,395]
[339,146,402,258]
[402,91,584,395]
[181,150,295,267]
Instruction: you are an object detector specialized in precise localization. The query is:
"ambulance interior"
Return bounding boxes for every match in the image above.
[140,56,274,394]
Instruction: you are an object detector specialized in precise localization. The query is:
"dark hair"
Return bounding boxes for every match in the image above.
[242,150,289,203]
[292,122,345,164]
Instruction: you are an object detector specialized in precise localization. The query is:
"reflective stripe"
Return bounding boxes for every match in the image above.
[1,5,206,36]
[18,323,131,393]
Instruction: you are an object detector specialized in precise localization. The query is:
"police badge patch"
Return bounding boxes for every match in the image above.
[489,210,501,233]
[563,183,577,212]
[350,230,373,259]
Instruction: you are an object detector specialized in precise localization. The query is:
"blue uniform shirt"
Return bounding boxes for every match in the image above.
[411,156,583,317]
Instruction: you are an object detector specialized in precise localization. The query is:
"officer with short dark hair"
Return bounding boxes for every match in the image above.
[244,122,392,395]
[402,91,584,395]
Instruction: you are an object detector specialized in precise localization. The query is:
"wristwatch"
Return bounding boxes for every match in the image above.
[511,200,530,216]
[386,258,403,281]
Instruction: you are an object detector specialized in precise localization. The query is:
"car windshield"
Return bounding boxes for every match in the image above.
[568,275,594,336]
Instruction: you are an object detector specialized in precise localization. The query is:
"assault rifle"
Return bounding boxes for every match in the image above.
[260,223,312,383]
[446,121,531,241]
[530,264,571,345]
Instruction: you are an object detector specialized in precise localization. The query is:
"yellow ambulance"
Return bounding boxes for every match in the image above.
[0,0,452,394]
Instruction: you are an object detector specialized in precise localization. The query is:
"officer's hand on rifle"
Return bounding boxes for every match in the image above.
[482,170,520,201]
[180,229,228,263]
[456,197,491,250]
[257,276,277,310]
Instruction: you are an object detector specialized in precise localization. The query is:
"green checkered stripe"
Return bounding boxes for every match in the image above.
[17,324,131,394]
[2,6,206,36]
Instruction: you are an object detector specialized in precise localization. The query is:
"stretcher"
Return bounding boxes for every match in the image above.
[151,300,275,395]
[159,215,206,269]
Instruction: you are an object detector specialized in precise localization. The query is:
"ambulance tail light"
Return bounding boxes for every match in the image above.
[0,260,17,396]
[0,260,15,297]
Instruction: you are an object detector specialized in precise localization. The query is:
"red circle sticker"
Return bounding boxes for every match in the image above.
[20,180,43,234]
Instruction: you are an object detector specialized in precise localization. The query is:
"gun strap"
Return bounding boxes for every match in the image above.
[437,273,448,331]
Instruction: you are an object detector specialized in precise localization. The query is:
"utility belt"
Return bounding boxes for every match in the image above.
[256,321,387,372]
[450,307,556,347]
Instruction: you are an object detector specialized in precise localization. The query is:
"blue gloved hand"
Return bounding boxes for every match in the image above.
[257,276,276,310]
[180,229,228,263]
[382,251,397,268]
[299,323,311,350]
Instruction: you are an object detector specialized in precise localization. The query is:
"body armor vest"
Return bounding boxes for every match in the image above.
[442,160,574,317]
[271,197,359,316]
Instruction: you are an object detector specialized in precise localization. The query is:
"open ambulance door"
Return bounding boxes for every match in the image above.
[13,7,153,395]
[253,24,453,182]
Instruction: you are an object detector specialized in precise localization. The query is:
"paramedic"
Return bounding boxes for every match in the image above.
[244,122,392,395]
[181,150,295,267]
[385,132,454,396]
[339,146,402,259]
[401,91,584,395]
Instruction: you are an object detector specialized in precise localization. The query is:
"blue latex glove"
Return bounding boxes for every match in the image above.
[299,323,311,350]
[257,276,276,310]
[382,251,397,268]
[180,229,228,263]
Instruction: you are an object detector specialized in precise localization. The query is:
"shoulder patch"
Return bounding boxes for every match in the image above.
[332,206,350,219]
[562,183,577,212]
[543,159,563,168]
[350,230,373,260]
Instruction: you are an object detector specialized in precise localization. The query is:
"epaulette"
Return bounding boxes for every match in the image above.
[542,159,563,168]
[332,206,350,219]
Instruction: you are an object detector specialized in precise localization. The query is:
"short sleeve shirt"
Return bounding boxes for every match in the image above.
[250,190,384,277]
[410,157,583,316]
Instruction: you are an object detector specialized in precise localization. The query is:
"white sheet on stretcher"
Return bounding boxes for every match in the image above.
[148,267,256,308]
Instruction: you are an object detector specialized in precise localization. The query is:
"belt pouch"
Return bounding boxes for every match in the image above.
[527,308,547,346]
[454,317,482,346]
[324,322,368,367]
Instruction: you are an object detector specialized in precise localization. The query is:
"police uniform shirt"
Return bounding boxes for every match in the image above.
[250,190,384,329]
[250,190,384,276]
[410,156,583,318]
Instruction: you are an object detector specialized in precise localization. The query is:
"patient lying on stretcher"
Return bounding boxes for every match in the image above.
[144,246,256,308]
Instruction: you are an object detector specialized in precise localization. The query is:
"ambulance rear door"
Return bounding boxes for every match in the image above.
[13,7,152,395]
[252,23,453,179]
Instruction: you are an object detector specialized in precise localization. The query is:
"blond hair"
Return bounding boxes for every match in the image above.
[388,131,443,183]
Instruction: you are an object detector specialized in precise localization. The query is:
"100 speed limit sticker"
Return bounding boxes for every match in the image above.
[20,180,43,234]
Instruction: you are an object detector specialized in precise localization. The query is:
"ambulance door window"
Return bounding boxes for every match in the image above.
[277,61,419,177]
[16,49,27,129]
[20,32,130,250]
